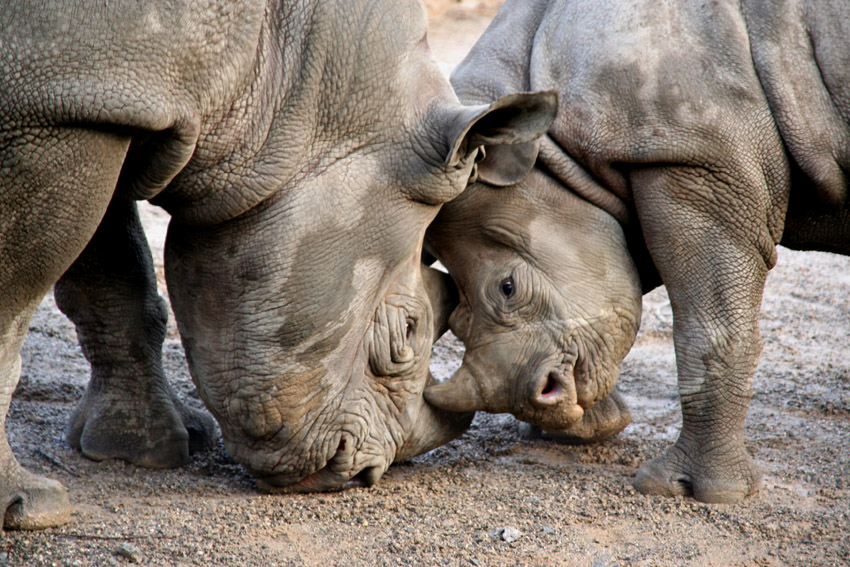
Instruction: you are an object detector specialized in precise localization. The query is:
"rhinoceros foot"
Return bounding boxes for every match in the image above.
[1,461,71,530]
[520,388,631,444]
[65,382,216,469]
[633,435,762,504]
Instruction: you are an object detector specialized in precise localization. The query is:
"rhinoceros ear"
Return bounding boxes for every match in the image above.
[474,140,542,187]
[443,91,557,178]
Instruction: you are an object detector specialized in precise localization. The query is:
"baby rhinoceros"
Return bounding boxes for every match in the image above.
[425,155,641,444]
[425,0,850,504]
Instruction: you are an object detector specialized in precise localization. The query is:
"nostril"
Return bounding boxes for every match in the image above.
[531,371,566,407]
[541,373,559,396]
[338,438,346,452]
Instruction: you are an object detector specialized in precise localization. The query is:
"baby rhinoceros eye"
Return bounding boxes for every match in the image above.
[500,276,515,298]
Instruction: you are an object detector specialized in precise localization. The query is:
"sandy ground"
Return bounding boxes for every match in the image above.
[4,2,849,566]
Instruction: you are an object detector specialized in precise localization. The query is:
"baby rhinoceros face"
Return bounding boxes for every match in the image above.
[424,167,642,432]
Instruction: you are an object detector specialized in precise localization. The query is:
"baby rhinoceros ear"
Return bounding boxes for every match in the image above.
[445,91,557,185]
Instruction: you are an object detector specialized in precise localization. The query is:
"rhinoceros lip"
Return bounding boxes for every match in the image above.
[254,437,385,494]
[256,464,383,493]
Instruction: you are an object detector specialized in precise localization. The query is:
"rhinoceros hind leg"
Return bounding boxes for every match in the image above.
[520,388,632,444]
[630,164,773,503]
[55,199,216,469]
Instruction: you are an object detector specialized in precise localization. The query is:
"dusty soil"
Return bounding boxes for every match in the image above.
[4,2,849,565]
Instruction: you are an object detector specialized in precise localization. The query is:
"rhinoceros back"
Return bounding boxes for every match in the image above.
[0,0,263,200]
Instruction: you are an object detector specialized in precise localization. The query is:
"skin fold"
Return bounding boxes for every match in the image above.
[425,0,850,503]
[0,0,557,529]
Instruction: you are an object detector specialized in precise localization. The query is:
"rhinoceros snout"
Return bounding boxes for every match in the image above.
[254,434,386,493]
[526,367,585,428]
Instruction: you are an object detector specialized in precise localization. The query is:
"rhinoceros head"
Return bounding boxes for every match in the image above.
[162,1,557,491]
[424,160,642,432]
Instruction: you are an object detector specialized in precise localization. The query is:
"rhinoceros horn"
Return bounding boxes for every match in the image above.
[424,365,487,413]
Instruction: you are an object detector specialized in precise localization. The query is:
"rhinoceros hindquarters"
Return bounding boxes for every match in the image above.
[0,127,133,528]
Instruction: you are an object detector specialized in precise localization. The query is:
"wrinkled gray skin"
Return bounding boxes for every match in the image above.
[425,0,850,503]
[0,0,557,529]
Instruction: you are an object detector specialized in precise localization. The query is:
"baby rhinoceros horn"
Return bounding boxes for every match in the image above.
[424,365,493,413]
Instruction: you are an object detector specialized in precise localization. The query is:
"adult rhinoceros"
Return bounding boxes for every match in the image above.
[424,0,850,503]
[0,0,557,529]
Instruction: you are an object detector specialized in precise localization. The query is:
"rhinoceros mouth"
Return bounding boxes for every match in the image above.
[254,435,386,493]
[257,464,383,493]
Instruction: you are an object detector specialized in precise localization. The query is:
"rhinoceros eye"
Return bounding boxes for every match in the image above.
[500,276,515,298]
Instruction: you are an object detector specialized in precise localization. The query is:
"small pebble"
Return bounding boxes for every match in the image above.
[499,526,522,543]
[115,543,142,563]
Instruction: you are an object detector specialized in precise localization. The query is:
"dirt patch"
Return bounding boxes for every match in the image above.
[4,2,849,566]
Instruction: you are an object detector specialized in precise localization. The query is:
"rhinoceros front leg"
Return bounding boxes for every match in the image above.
[520,387,632,444]
[630,166,772,503]
[54,198,216,469]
